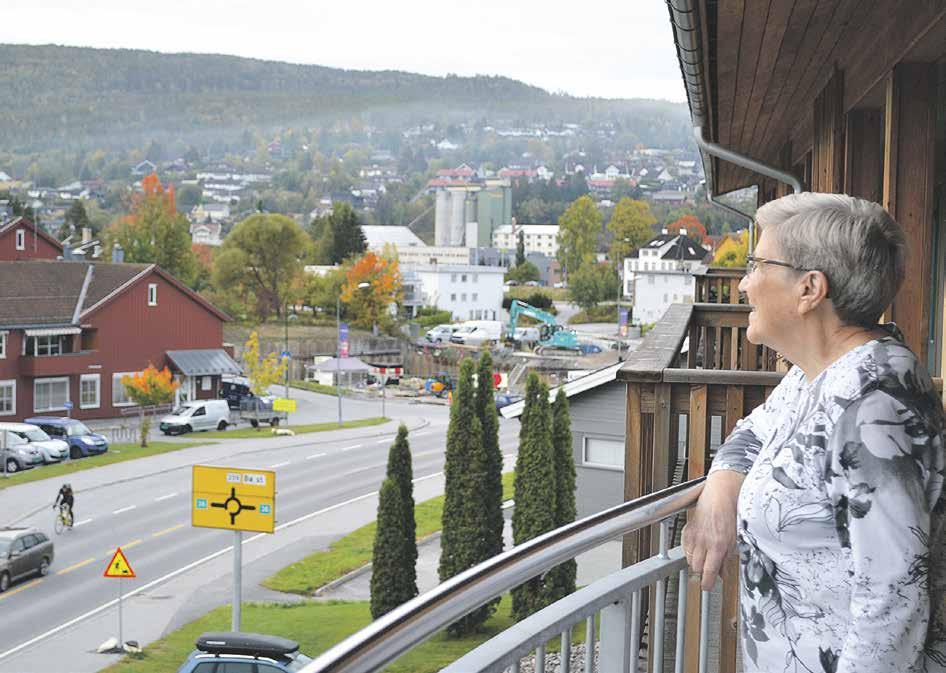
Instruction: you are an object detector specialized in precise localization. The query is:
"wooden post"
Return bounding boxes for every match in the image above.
[718,385,745,672]
[844,109,883,202]
[812,69,845,193]
[623,383,643,567]
[883,63,937,364]
[684,384,709,671]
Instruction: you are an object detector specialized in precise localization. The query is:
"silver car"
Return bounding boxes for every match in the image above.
[0,423,69,464]
[0,527,55,592]
[0,429,44,473]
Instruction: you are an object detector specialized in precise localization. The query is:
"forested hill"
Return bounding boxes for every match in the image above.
[0,44,691,152]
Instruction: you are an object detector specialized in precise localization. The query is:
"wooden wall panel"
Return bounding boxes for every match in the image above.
[884,63,937,363]
[844,109,884,202]
[812,69,846,193]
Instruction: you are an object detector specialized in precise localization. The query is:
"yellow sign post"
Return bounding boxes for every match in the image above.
[273,398,297,413]
[103,546,136,649]
[192,465,276,632]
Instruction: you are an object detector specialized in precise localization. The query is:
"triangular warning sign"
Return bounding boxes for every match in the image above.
[103,547,136,578]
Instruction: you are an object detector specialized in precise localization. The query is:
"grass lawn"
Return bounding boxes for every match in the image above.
[264,472,516,595]
[290,379,339,396]
[0,442,208,492]
[505,286,569,302]
[102,594,586,673]
[199,417,388,440]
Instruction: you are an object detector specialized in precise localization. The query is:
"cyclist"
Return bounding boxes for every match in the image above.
[53,483,74,527]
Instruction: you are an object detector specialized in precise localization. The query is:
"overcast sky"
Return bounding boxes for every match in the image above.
[2,0,686,102]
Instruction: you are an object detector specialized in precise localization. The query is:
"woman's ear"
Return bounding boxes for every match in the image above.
[797,271,830,315]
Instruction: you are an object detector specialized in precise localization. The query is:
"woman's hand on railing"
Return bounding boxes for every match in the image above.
[681,470,744,591]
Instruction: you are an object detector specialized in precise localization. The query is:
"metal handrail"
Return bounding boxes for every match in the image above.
[300,477,706,673]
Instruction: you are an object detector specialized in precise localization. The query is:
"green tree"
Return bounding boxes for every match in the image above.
[212,213,310,320]
[58,200,91,240]
[569,260,620,311]
[438,358,484,636]
[370,425,418,618]
[557,195,602,277]
[545,388,577,602]
[370,479,413,618]
[311,202,367,264]
[505,261,541,284]
[242,331,288,397]
[607,198,656,264]
[511,373,557,620]
[516,230,526,266]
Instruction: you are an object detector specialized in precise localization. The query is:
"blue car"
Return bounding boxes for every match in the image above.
[177,632,312,673]
[25,417,109,459]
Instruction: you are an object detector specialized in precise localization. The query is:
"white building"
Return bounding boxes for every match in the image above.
[361,225,426,251]
[624,228,710,325]
[406,264,505,321]
[396,246,472,266]
[190,221,223,247]
[492,224,560,257]
[189,203,231,224]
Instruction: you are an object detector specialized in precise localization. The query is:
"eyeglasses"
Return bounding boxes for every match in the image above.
[745,255,814,276]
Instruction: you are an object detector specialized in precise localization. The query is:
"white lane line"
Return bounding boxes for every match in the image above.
[155,492,177,502]
[112,506,136,515]
[375,437,393,444]
[0,469,449,663]
[306,453,326,460]
[340,444,361,452]
[269,461,290,468]
[413,431,432,437]
[73,518,93,527]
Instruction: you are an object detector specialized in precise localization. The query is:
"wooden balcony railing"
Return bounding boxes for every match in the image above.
[694,267,747,305]
[617,301,782,672]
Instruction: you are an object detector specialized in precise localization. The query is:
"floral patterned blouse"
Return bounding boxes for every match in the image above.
[710,325,946,673]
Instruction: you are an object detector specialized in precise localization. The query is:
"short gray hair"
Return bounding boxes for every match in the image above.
[756,192,906,327]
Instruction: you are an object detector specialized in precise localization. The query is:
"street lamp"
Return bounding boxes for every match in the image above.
[616,237,631,361]
[336,282,371,428]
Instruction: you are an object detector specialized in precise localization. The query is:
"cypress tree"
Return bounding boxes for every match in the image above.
[438,358,483,635]
[370,478,415,618]
[511,373,557,621]
[387,424,417,567]
[545,387,577,603]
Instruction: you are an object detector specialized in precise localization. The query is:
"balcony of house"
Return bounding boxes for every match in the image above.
[18,328,100,377]
[19,350,100,377]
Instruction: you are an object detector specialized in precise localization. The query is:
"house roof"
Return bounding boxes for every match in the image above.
[362,225,426,249]
[0,260,230,327]
[500,361,624,419]
[166,349,241,376]
[629,232,708,262]
[0,217,64,253]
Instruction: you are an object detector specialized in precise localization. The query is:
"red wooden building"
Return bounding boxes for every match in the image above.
[0,217,64,261]
[0,260,239,422]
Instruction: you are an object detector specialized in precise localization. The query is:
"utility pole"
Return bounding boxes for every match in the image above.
[284,301,290,400]
[336,296,343,427]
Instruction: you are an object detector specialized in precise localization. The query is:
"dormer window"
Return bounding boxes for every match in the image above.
[15,229,25,250]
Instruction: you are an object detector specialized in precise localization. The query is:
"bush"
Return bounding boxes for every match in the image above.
[414,307,454,329]
[505,261,540,284]
[502,292,556,314]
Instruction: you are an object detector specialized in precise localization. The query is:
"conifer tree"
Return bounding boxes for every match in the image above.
[370,478,415,618]
[511,373,557,620]
[387,424,417,567]
[438,358,483,635]
[545,387,577,602]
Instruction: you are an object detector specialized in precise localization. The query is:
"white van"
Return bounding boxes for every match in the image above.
[159,399,231,435]
[450,320,503,346]
[425,324,457,343]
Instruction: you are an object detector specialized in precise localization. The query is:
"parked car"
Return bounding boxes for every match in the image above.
[511,326,541,347]
[176,632,312,673]
[0,425,49,472]
[450,320,503,346]
[160,400,231,435]
[0,423,68,464]
[494,392,524,411]
[553,281,567,289]
[524,280,541,287]
[219,376,255,410]
[424,324,457,343]
[0,527,54,592]
[578,343,603,355]
[25,417,108,459]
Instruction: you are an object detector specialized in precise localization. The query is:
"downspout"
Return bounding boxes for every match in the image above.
[666,0,803,251]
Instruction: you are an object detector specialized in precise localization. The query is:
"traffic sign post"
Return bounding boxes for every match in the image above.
[273,398,297,413]
[103,547,136,650]
[192,465,276,630]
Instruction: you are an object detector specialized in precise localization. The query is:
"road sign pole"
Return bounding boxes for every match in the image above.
[118,578,123,648]
[232,530,242,631]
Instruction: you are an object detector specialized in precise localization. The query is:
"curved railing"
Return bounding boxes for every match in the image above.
[299,478,706,673]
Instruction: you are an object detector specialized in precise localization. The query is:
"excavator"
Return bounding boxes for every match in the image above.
[507,299,580,354]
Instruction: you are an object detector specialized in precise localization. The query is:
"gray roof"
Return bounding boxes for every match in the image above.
[166,349,242,376]
[308,357,372,372]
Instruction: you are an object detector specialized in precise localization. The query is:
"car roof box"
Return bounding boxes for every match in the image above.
[195,632,299,657]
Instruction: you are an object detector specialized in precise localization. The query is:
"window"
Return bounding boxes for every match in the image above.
[450,293,456,302]
[112,372,136,407]
[192,406,206,417]
[472,293,478,302]
[461,274,467,282]
[147,283,158,306]
[80,374,100,409]
[0,331,5,359]
[27,335,65,357]
[201,376,212,392]
[0,380,14,416]
[34,377,70,413]
[583,436,624,469]
[15,229,24,250]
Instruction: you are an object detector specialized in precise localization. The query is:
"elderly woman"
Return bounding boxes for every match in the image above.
[682,192,946,672]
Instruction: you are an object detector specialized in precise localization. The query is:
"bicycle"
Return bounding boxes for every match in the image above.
[54,504,74,534]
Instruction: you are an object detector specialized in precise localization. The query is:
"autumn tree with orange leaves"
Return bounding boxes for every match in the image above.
[669,214,708,243]
[105,172,198,285]
[341,252,402,330]
[121,365,180,447]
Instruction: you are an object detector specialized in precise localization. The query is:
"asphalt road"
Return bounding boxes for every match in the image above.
[0,388,523,670]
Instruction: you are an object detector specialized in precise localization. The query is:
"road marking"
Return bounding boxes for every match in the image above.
[375,437,394,444]
[155,492,177,502]
[413,431,432,437]
[112,505,136,515]
[502,499,515,510]
[269,461,290,468]
[73,518,93,527]
[152,524,185,538]
[110,539,142,554]
[340,444,361,452]
[0,467,447,661]
[0,579,42,602]
[306,453,326,460]
[56,558,95,576]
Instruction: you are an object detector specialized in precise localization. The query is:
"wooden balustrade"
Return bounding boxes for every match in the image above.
[694,267,746,305]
